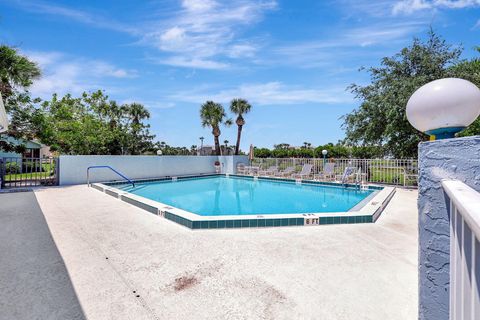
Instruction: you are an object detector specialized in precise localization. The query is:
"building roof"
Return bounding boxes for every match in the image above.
[1,136,44,149]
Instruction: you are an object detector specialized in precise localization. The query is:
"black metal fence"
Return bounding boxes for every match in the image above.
[0,157,59,188]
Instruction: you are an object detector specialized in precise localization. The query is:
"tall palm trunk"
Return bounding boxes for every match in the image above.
[235,124,243,155]
[213,127,221,155]
[234,115,245,155]
[214,135,221,155]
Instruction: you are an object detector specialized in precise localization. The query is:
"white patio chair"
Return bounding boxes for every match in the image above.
[236,163,247,175]
[291,163,314,180]
[336,166,361,184]
[258,165,278,176]
[314,163,336,181]
[276,166,295,177]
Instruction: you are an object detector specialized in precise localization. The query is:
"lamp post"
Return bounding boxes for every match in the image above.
[322,149,328,167]
[406,78,480,140]
[156,150,162,156]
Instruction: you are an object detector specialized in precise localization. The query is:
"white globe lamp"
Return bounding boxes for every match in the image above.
[156,149,162,156]
[406,78,480,139]
[321,149,328,165]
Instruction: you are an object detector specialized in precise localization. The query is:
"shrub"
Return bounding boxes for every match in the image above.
[5,162,20,174]
[22,161,44,173]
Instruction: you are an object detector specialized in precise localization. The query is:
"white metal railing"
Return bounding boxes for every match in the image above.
[442,180,480,319]
[248,158,418,186]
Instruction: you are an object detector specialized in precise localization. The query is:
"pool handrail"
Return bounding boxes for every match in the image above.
[87,165,135,187]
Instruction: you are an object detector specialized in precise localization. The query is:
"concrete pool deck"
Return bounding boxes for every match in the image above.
[1,185,418,320]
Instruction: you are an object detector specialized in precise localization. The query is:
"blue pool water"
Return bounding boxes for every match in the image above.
[116,176,374,216]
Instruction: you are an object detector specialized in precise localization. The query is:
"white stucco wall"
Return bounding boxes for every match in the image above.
[58,155,249,185]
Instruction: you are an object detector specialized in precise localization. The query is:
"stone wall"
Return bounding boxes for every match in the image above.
[418,136,480,319]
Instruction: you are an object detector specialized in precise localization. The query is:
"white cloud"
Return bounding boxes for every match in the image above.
[181,0,217,12]
[143,0,276,69]
[25,51,137,98]
[227,44,257,58]
[169,82,352,105]
[271,21,425,68]
[10,0,139,35]
[121,99,176,109]
[159,57,229,70]
[393,0,480,15]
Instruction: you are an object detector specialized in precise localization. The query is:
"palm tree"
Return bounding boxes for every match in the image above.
[190,145,197,155]
[230,98,252,155]
[125,103,150,155]
[200,101,230,155]
[127,103,150,125]
[0,45,41,97]
[224,139,229,155]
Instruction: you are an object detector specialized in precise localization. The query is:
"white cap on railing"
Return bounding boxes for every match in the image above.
[406,78,480,139]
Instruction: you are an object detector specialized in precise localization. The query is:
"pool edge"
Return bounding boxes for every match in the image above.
[91,174,396,230]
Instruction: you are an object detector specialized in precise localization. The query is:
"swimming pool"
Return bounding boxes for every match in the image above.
[92,174,396,229]
[116,175,373,216]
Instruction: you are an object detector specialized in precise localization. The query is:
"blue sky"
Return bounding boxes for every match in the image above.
[1,0,479,150]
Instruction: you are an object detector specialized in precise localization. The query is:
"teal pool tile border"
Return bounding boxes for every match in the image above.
[227,174,383,191]
[93,173,395,230]
[120,195,158,215]
[162,212,305,230]
[105,189,119,198]
[91,184,104,192]
[103,173,382,192]
[104,173,221,187]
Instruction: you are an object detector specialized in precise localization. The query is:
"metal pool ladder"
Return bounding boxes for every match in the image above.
[87,166,135,187]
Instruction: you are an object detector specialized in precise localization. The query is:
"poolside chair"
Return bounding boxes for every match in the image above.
[236,163,247,175]
[291,163,313,180]
[276,166,295,177]
[314,163,336,181]
[336,167,361,184]
[258,165,278,176]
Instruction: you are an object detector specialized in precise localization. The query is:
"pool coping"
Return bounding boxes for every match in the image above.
[91,174,396,230]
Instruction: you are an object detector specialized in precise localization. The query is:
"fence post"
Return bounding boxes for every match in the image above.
[55,157,60,186]
[0,158,4,189]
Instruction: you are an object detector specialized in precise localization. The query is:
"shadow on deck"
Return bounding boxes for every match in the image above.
[0,191,86,320]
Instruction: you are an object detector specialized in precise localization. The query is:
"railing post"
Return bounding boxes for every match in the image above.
[0,158,4,189]
[54,157,60,186]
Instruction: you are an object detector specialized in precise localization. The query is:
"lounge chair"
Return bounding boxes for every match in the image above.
[258,165,278,176]
[336,166,361,184]
[291,163,313,180]
[314,163,336,181]
[276,166,295,177]
[236,163,247,175]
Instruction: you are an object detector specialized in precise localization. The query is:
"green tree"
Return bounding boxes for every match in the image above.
[343,30,463,158]
[449,47,480,136]
[253,147,272,158]
[125,103,153,155]
[274,143,290,150]
[38,91,155,155]
[190,145,197,155]
[0,45,41,98]
[230,98,252,155]
[0,45,42,153]
[200,101,230,155]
